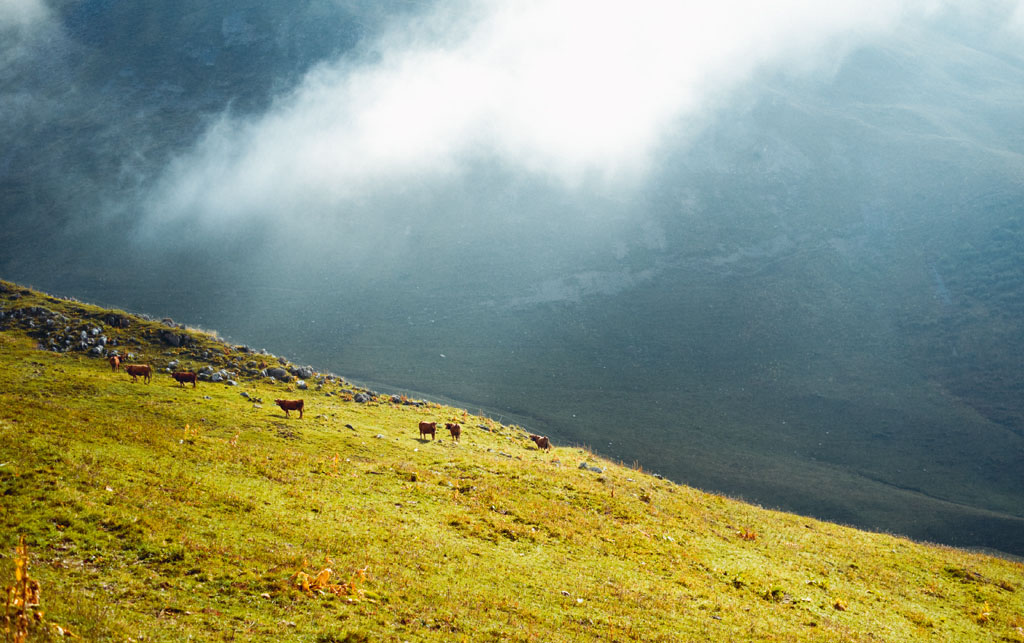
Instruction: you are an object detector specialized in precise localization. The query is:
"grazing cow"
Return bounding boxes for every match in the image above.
[445,422,462,442]
[275,399,304,419]
[172,371,198,388]
[529,434,551,451]
[418,421,437,440]
[108,354,121,372]
[123,364,152,384]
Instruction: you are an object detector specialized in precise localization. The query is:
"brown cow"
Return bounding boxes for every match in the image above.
[445,422,462,442]
[172,372,197,388]
[418,421,437,440]
[124,364,152,384]
[275,399,304,418]
[528,434,551,451]
[108,354,121,372]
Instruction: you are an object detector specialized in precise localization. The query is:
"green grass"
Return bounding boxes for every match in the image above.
[1,280,1023,642]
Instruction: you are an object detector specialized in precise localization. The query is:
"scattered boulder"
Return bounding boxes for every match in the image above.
[579,462,604,473]
[353,392,370,403]
[265,367,290,381]
[291,365,315,379]
[159,329,192,347]
[105,313,130,328]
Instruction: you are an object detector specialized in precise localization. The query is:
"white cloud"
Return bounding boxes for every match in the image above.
[144,0,976,229]
[1010,2,1024,37]
[0,0,49,29]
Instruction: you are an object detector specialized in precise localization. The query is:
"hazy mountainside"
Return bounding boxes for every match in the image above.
[261,27,1024,553]
[2,3,1024,557]
[0,0,419,270]
[1,280,1023,642]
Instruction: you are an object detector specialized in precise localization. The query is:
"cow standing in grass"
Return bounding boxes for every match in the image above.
[172,372,197,388]
[529,434,551,451]
[445,422,462,442]
[275,399,304,419]
[108,354,122,372]
[419,421,437,440]
[124,364,152,384]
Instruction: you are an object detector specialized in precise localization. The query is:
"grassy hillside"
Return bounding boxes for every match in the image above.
[1,280,1022,642]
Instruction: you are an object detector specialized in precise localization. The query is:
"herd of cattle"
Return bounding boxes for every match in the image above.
[107,354,553,451]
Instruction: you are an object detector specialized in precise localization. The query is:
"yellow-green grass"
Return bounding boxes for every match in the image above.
[1,281,1022,642]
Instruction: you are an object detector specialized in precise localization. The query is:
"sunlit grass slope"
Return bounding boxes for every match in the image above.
[1,279,1022,642]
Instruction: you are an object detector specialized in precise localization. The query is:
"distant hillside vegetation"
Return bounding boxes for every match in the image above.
[1,279,1022,642]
